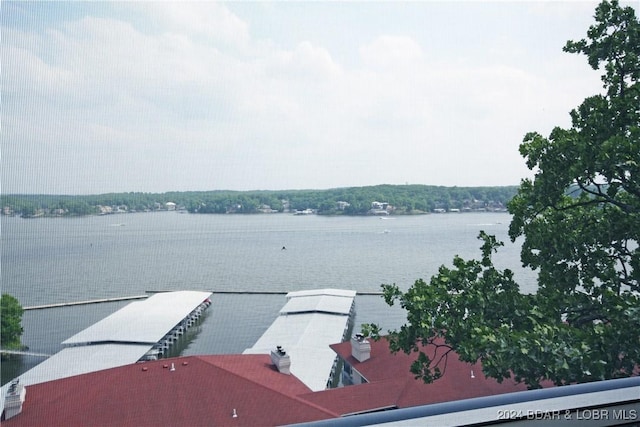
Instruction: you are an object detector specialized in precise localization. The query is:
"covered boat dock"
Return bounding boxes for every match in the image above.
[243,288,356,391]
[1,290,212,413]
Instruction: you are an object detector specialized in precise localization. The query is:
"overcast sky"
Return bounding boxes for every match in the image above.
[3,1,632,195]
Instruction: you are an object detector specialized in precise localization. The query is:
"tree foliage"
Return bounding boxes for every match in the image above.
[372,0,639,389]
[1,294,24,350]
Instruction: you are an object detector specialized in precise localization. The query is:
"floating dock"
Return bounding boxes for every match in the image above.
[243,288,356,391]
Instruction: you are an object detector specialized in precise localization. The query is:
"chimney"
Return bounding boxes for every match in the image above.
[270,346,291,375]
[351,333,371,362]
[3,380,26,420]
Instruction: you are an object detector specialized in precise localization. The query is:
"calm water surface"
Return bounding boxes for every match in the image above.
[1,212,535,384]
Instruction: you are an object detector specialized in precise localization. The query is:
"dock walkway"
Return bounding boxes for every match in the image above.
[23,291,382,312]
[24,295,148,310]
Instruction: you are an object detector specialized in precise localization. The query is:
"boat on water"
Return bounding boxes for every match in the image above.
[293,209,314,215]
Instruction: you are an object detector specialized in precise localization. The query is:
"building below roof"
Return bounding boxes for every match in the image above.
[243,288,356,391]
[295,376,640,427]
[302,336,539,415]
[296,337,639,425]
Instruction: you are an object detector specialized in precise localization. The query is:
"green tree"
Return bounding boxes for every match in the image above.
[370,0,639,389]
[19,203,36,218]
[1,294,24,350]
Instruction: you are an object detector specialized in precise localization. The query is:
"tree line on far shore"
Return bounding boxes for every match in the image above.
[1,184,518,217]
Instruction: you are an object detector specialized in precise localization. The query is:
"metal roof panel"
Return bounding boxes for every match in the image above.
[280,295,354,315]
[62,291,211,345]
[245,312,352,391]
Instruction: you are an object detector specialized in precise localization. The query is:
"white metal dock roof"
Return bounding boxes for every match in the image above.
[7,344,153,387]
[286,289,357,299]
[62,291,212,345]
[280,293,355,315]
[244,289,355,391]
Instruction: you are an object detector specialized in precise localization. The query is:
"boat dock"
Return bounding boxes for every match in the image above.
[2,291,212,398]
[3,288,363,415]
[243,288,356,391]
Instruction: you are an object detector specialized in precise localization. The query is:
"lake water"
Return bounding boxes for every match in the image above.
[1,211,536,384]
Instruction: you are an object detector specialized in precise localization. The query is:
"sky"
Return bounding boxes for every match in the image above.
[3,1,634,195]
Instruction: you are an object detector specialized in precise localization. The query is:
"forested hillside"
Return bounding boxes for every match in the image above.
[1,184,518,217]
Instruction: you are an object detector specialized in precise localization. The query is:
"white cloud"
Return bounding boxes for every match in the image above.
[359,35,424,69]
[2,1,616,193]
[135,2,250,48]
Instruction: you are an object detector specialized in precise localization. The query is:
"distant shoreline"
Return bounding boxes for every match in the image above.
[1,184,517,218]
[5,208,510,219]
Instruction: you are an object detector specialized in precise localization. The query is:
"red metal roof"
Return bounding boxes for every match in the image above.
[4,339,554,426]
[4,355,337,427]
[301,337,542,415]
